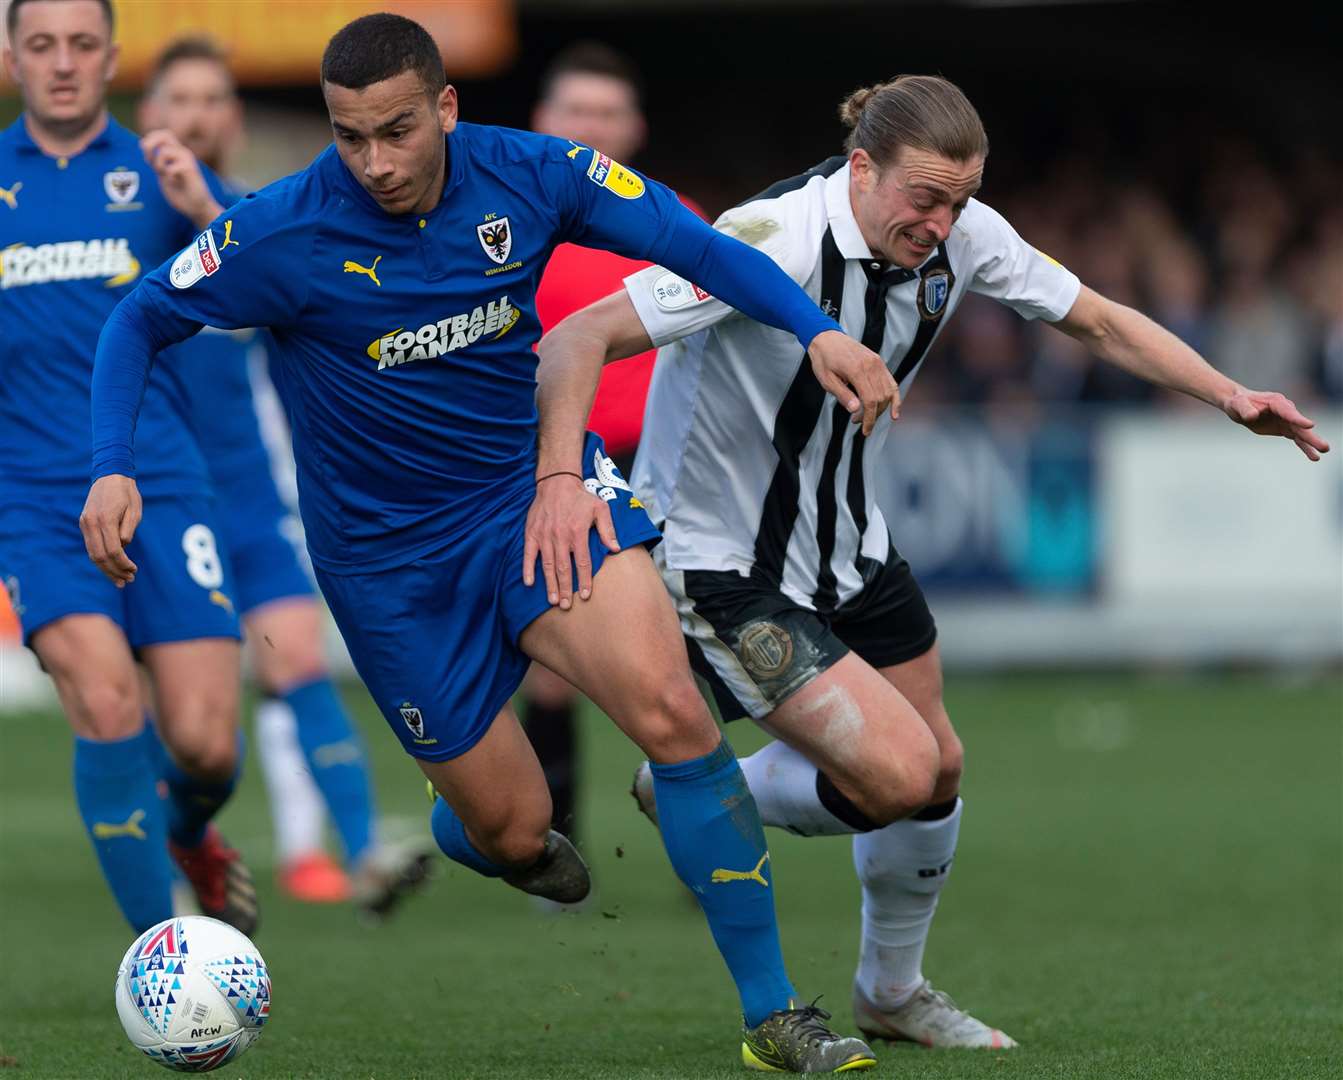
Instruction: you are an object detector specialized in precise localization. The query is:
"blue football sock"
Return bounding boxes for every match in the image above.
[651,739,796,1027]
[283,678,376,864]
[73,729,174,932]
[142,718,241,849]
[430,796,506,877]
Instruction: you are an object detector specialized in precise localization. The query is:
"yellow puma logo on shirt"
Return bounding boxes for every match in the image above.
[92,808,147,840]
[209,589,234,614]
[220,219,239,249]
[343,254,382,286]
[0,182,20,210]
[711,852,770,887]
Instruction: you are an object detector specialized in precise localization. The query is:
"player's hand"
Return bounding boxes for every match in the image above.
[140,130,222,230]
[80,475,142,587]
[522,473,620,610]
[1223,389,1331,461]
[806,329,899,436]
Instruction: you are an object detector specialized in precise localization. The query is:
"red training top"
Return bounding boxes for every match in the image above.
[535,194,706,458]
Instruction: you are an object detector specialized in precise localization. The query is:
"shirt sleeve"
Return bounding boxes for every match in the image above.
[965,198,1081,321]
[91,191,313,481]
[622,203,812,347]
[553,142,839,348]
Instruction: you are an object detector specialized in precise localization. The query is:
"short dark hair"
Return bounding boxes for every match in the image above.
[320,13,445,98]
[538,41,642,108]
[7,0,115,38]
[147,35,234,95]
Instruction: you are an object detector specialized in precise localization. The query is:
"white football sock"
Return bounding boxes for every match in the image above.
[255,697,326,862]
[737,740,856,836]
[854,797,963,1010]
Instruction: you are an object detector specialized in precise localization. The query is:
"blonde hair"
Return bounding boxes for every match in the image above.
[840,75,988,166]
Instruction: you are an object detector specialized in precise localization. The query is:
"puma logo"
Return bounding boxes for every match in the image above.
[343,254,382,286]
[220,219,239,249]
[0,182,21,210]
[92,808,147,840]
[711,852,770,887]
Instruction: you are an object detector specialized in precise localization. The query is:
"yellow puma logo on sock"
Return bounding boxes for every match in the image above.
[343,254,382,286]
[92,808,147,840]
[0,182,21,210]
[711,852,770,887]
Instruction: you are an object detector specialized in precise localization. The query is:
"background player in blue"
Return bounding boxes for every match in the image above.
[84,13,899,1070]
[0,0,257,935]
[140,34,435,918]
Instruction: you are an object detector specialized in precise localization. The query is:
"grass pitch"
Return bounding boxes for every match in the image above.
[2,672,1340,1079]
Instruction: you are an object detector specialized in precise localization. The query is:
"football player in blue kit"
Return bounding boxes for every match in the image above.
[0,0,257,934]
[140,35,434,918]
[84,13,898,1071]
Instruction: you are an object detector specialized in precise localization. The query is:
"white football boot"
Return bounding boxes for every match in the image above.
[853,981,1017,1049]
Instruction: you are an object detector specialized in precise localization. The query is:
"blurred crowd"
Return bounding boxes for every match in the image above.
[914,139,1343,411]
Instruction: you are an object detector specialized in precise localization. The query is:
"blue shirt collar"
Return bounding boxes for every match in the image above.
[3,112,116,157]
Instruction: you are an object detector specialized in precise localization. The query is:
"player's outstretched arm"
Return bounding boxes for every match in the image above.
[649,209,896,435]
[1056,285,1330,460]
[80,474,143,587]
[560,147,896,433]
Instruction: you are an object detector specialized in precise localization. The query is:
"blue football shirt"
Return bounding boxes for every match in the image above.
[0,116,225,499]
[93,123,841,573]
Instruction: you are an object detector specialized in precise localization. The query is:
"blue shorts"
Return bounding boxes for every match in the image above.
[0,490,242,648]
[214,473,314,616]
[315,433,660,761]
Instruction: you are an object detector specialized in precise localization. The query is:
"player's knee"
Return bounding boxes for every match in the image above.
[854,738,940,826]
[632,675,718,764]
[73,681,141,742]
[931,734,964,804]
[168,730,238,781]
[259,643,328,696]
[475,816,549,869]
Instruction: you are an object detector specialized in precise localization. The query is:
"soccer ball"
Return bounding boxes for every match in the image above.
[114,916,271,1072]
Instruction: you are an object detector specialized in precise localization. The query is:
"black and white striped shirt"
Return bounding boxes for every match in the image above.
[626,158,1080,612]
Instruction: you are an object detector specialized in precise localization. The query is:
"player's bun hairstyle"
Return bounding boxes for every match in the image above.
[840,76,988,166]
[321,13,446,99]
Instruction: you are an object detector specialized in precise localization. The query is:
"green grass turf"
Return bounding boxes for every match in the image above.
[2,672,1340,1079]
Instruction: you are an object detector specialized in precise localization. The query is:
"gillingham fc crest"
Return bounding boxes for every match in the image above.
[917,267,952,321]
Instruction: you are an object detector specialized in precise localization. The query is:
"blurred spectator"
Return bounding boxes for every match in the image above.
[914,132,1340,408]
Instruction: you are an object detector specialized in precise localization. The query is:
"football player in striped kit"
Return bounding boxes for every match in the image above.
[536,75,1328,1050]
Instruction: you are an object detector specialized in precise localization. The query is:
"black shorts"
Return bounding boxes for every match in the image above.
[656,546,937,722]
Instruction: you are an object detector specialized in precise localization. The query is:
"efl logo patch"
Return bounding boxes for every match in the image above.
[170,228,221,289]
[651,271,714,311]
[586,150,645,200]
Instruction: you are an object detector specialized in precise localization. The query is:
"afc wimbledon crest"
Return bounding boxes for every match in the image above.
[104,168,140,206]
[917,267,952,322]
[477,217,512,265]
[399,703,425,739]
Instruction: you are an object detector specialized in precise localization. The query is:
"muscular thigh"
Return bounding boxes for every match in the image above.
[518,546,720,762]
[760,650,934,792]
[30,614,143,739]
